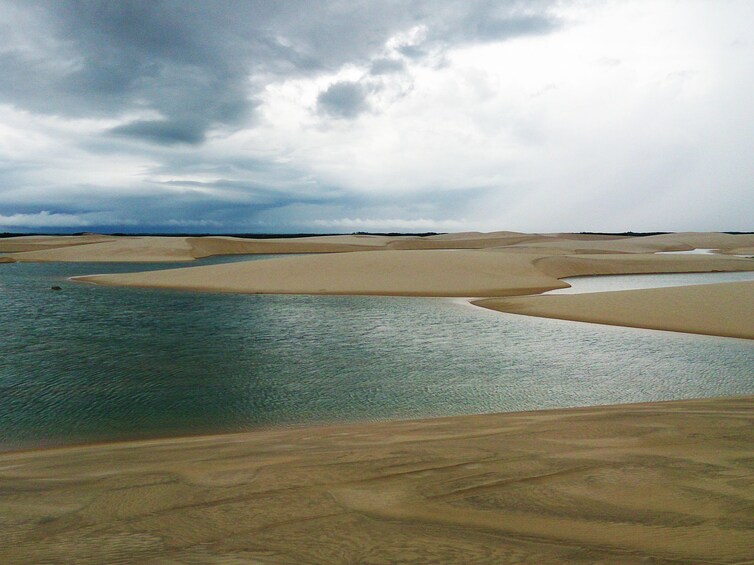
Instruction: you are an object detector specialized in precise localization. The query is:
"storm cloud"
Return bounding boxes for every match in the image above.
[0,1,751,233]
[317,82,370,119]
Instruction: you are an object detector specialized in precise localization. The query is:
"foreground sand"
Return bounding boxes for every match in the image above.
[475,280,754,340]
[1,396,752,564]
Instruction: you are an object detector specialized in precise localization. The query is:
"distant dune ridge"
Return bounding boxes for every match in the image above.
[2,230,753,338]
[1,396,752,564]
[3,231,754,262]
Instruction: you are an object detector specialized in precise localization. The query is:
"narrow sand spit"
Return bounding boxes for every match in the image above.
[1,396,752,564]
[475,280,754,340]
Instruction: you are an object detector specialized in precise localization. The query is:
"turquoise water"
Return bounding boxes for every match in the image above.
[1,257,752,452]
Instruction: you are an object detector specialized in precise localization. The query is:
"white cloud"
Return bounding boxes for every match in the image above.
[244,0,754,231]
[0,1,752,232]
[0,211,138,229]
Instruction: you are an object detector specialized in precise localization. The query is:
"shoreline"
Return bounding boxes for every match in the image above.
[2,395,752,563]
[2,392,749,457]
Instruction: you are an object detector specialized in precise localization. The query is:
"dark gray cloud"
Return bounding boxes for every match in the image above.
[369,58,406,75]
[317,81,370,119]
[0,0,582,232]
[0,1,558,130]
[109,119,207,145]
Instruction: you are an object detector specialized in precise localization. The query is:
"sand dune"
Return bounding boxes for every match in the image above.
[73,244,754,301]
[0,234,115,253]
[3,234,395,262]
[10,236,198,262]
[386,233,543,249]
[3,231,753,261]
[475,280,754,339]
[1,396,751,564]
[75,250,568,296]
[186,234,390,258]
[507,232,754,254]
[533,251,754,278]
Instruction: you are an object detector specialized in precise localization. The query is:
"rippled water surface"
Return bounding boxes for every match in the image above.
[1,257,752,451]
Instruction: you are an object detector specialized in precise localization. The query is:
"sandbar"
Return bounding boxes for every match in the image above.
[475,280,754,340]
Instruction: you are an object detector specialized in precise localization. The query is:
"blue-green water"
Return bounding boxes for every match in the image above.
[1,257,752,452]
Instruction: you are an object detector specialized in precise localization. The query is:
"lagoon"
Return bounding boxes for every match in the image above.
[1,257,752,451]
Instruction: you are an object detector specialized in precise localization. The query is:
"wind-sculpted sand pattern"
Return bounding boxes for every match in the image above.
[1,396,752,564]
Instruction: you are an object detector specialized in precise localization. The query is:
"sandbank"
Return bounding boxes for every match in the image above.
[475,280,754,339]
[1,396,752,564]
[74,249,568,296]
[72,245,754,329]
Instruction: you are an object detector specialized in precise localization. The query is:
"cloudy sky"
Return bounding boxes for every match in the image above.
[0,0,751,233]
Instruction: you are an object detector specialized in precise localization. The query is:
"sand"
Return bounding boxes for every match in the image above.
[4,231,754,262]
[74,250,569,296]
[475,280,754,340]
[2,234,394,262]
[73,245,753,299]
[1,396,752,564]
[0,234,116,253]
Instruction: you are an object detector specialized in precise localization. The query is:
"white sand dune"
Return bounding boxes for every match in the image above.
[10,236,197,262]
[0,234,116,253]
[75,250,568,296]
[533,252,754,278]
[186,234,391,258]
[4,231,753,261]
[74,247,754,297]
[475,280,754,339]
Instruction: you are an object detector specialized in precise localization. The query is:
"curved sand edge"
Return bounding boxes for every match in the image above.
[474,280,754,339]
[73,250,570,297]
[2,396,752,563]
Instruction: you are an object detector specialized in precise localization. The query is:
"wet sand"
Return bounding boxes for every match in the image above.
[1,396,752,564]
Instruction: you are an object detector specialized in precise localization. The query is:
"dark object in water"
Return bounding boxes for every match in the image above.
[51,286,62,291]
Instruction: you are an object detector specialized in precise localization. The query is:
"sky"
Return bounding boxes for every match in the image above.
[0,0,752,234]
